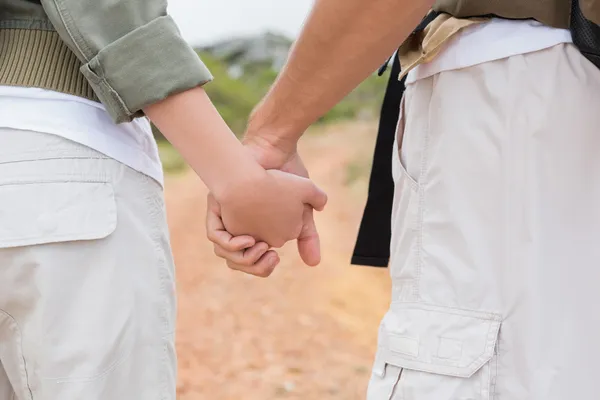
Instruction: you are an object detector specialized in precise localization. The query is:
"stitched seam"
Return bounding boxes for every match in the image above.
[377,306,502,376]
[413,78,434,301]
[395,96,419,191]
[145,185,171,400]
[0,156,108,166]
[388,301,502,319]
[51,1,92,61]
[89,62,133,117]
[380,325,500,376]
[0,230,115,246]
[0,177,111,187]
[388,367,402,400]
[491,330,500,399]
[0,310,34,400]
[44,346,135,383]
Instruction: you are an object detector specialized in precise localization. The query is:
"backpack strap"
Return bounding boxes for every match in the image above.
[571,0,600,69]
[351,11,440,267]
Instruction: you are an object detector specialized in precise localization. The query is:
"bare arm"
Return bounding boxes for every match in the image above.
[144,88,327,248]
[246,0,434,149]
[144,87,264,198]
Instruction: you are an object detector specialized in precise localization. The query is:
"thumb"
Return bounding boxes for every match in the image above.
[297,206,322,267]
[300,180,328,212]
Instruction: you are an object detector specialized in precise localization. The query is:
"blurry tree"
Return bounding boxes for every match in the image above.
[153,33,387,141]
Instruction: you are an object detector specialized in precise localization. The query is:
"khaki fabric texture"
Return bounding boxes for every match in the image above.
[368,42,600,400]
[0,130,177,400]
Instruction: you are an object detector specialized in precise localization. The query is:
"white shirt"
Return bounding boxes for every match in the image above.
[407,18,574,84]
[0,86,164,186]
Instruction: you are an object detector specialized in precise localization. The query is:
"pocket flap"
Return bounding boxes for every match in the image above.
[377,303,502,378]
[0,181,117,248]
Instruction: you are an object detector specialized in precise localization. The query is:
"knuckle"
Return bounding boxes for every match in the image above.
[248,254,263,265]
[236,256,254,267]
[226,260,241,271]
[213,245,225,258]
[219,241,235,252]
[207,231,219,243]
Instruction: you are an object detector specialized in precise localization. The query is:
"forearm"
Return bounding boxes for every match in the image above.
[144,87,264,198]
[247,0,433,148]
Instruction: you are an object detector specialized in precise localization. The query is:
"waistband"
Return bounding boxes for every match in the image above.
[0,27,98,103]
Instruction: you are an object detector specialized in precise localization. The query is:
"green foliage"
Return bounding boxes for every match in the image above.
[157,141,187,174]
[323,74,387,123]
[153,50,387,142]
[345,157,373,187]
[199,51,261,135]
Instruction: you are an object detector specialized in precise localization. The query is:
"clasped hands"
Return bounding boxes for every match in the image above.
[205,130,327,277]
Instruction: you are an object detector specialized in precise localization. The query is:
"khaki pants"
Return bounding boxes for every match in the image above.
[0,130,176,400]
[368,43,600,399]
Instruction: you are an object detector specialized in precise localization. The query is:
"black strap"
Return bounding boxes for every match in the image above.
[351,11,440,267]
[351,55,405,267]
[571,0,600,68]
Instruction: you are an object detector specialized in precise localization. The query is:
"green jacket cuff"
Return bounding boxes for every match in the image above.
[80,15,213,123]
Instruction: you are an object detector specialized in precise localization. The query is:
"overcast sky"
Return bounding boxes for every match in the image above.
[168,0,315,46]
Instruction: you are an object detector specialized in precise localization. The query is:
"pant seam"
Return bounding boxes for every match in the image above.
[0,310,33,400]
[145,186,172,400]
[413,77,434,301]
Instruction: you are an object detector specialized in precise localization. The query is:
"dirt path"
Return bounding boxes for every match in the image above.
[165,122,391,400]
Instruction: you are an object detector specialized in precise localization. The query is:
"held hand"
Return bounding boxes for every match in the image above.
[206,136,326,276]
[206,193,280,277]
[244,137,325,267]
[218,168,327,249]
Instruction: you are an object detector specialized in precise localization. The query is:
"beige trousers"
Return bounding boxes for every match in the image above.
[0,130,176,400]
[368,43,600,399]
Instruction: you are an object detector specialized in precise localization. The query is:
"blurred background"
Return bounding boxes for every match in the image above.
[164,1,392,399]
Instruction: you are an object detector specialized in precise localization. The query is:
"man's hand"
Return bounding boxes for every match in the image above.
[204,0,434,276]
[243,135,324,267]
[206,133,325,276]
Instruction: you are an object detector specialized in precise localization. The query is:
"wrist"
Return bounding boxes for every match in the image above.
[210,156,267,203]
[244,99,304,156]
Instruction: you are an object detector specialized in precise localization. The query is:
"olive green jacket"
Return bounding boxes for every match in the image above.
[0,0,212,123]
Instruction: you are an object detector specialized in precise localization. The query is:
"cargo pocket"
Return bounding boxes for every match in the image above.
[392,95,420,191]
[0,180,117,248]
[367,303,502,400]
[0,179,119,390]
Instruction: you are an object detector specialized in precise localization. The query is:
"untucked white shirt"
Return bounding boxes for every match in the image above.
[0,86,164,186]
[407,18,574,84]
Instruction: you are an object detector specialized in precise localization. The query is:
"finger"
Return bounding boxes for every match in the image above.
[214,242,270,266]
[276,172,328,211]
[226,250,280,278]
[206,194,255,250]
[297,206,321,267]
[301,181,328,212]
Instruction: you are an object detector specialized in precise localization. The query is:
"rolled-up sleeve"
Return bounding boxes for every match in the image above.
[41,0,213,123]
